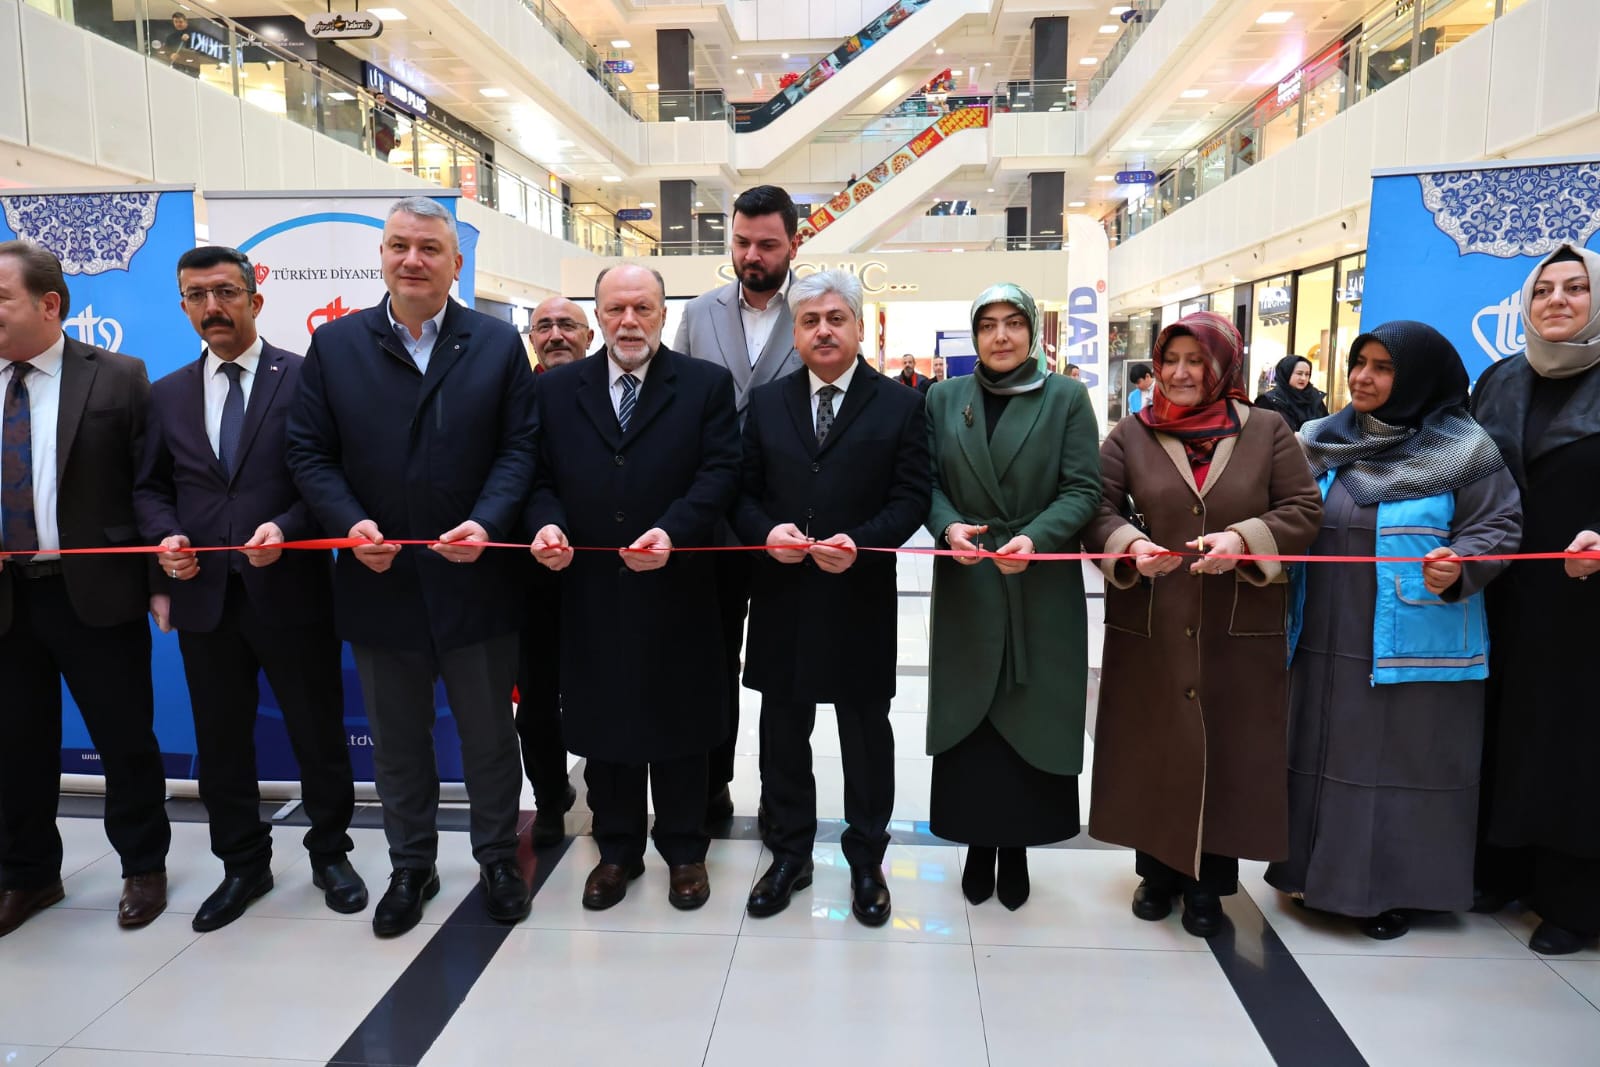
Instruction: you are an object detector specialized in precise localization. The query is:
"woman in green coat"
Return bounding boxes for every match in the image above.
[925,283,1102,909]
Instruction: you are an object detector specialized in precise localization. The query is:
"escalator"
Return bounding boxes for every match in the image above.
[799,105,991,253]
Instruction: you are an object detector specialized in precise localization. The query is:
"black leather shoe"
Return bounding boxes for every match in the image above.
[372,867,440,938]
[311,858,368,914]
[996,847,1030,911]
[746,858,814,918]
[531,783,578,848]
[1181,888,1223,938]
[192,870,273,932]
[1530,920,1591,955]
[481,859,531,923]
[962,847,996,906]
[706,785,735,822]
[1470,888,1514,915]
[1132,879,1176,921]
[850,865,892,928]
[1360,909,1410,940]
[583,861,645,910]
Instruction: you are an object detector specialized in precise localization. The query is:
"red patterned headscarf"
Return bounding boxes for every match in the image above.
[1139,311,1250,468]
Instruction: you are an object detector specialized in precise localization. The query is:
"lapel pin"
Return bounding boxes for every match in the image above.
[963,404,974,428]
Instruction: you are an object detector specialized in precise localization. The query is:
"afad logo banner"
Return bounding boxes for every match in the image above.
[204,190,478,354]
[1364,157,1600,382]
[1064,213,1110,435]
[0,185,203,778]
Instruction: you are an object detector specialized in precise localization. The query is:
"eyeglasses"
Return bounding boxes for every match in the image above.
[531,318,584,334]
[181,285,249,304]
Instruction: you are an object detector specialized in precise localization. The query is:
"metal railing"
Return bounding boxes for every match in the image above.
[631,90,734,126]
[27,0,653,256]
[515,0,639,118]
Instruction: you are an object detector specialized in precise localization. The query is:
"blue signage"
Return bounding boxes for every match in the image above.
[1115,170,1157,185]
[1363,157,1600,381]
[603,59,634,74]
[616,208,653,222]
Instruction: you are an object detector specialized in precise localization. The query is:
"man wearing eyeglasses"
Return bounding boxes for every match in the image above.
[133,245,362,932]
[514,297,593,848]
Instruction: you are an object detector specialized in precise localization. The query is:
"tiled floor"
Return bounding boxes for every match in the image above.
[5,542,1598,1066]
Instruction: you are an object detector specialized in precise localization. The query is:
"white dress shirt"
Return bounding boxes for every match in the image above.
[738,274,790,368]
[607,351,654,419]
[387,301,448,374]
[0,331,66,558]
[203,337,262,460]
[808,360,857,434]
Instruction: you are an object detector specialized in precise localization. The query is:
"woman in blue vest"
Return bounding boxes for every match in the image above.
[1265,321,1522,940]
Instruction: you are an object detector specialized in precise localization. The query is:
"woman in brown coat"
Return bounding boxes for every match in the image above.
[1084,311,1322,938]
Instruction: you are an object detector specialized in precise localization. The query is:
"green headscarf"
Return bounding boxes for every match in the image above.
[970,282,1050,395]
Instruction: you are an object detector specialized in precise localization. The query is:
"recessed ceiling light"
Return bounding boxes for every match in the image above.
[1180,88,1208,98]
[1068,200,1087,207]
[479,87,509,97]
[730,54,739,60]
[1099,24,1119,34]
[1109,5,1132,13]
[328,91,355,101]
[646,82,659,90]
[986,187,995,193]
[368,7,407,19]
[611,39,631,49]
[695,201,704,207]
[983,61,991,67]
[1256,11,1292,24]
[735,68,745,75]
[602,175,622,182]
[1094,175,1115,182]
[780,52,790,59]
[1079,56,1098,65]
[639,201,656,208]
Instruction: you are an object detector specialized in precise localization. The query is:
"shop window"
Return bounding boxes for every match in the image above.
[1328,254,1366,412]
[1292,264,1336,402]
[1249,275,1292,399]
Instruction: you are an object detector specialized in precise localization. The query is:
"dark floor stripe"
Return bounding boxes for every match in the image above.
[326,830,573,1067]
[1211,891,1368,1066]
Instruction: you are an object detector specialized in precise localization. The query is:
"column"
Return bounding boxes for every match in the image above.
[1006,206,1028,251]
[697,212,727,255]
[660,179,697,256]
[1032,16,1067,82]
[1029,172,1064,252]
[656,28,695,122]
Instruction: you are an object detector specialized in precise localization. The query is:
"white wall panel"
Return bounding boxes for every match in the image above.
[1338,93,1377,213]
[1368,78,1410,172]
[1403,45,1449,167]
[1538,0,1600,137]
[1485,0,1544,155]
[1304,121,1342,224]
[239,103,286,189]
[147,61,201,183]
[279,122,316,189]
[1441,25,1492,164]
[20,7,94,164]
[86,35,151,179]
[195,83,246,191]
[0,0,27,148]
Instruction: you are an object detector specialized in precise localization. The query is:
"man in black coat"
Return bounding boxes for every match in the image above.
[135,245,361,933]
[528,264,739,913]
[0,240,171,937]
[736,269,930,926]
[287,197,537,937]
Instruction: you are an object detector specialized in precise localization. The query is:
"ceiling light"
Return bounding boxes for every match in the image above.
[1099,24,1118,33]
[1080,57,1098,65]
[646,82,659,90]
[328,91,355,101]
[1068,200,1086,207]
[695,201,704,208]
[1109,5,1132,13]
[730,54,739,60]
[735,68,744,75]
[1180,88,1208,98]
[673,116,689,122]
[639,201,656,208]
[1255,11,1292,24]
[936,48,945,55]
[780,52,790,59]
[1094,175,1115,182]
[479,87,509,98]
[368,7,407,19]
[986,187,995,193]
[602,175,622,182]
[611,39,631,49]
[983,61,991,67]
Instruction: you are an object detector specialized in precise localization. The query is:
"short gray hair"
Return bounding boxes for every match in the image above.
[387,196,459,250]
[790,269,862,320]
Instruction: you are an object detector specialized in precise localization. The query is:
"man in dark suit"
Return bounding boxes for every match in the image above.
[517,296,593,847]
[134,245,362,932]
[674,185,804,822]
[528,264,739,912]
[287,197,537,937]
[735,269,930,926]
[0,239,171,937]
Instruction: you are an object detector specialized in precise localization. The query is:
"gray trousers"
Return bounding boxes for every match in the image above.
[352,634,521,869]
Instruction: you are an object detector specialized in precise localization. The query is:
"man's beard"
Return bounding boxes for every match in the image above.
[739,262,786,294]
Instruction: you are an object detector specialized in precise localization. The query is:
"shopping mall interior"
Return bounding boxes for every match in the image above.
[2,0,1599,1063]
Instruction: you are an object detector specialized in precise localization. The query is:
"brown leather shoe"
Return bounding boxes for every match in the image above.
[668,862,710,911]
[582,861,644,911]
[118,872,168,929]
[0,882,65,937]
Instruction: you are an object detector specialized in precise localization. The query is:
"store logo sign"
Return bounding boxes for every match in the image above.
[306,13,384,39]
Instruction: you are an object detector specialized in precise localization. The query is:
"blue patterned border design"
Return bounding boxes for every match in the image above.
[1418,163,1600,259]
[1,192,162,275]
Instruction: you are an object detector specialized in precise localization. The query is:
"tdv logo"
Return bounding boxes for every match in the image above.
[64,305,123,352]
[1472,291,1524,364]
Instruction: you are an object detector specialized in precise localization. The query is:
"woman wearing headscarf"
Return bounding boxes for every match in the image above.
[925,284,1101,910]
[1264,322,1521,940]
[1470,244,1600,955]
[1254,354,1329,432]
[1084,312,1321,937]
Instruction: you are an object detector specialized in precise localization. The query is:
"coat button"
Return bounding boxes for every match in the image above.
[806,507,815,519]
[1191,505,1201,515]
[614,511,625,523]
[811,462,821,473]
[1185,626,1195,638]
[1185,687,1197,700]
[614,454,625,466]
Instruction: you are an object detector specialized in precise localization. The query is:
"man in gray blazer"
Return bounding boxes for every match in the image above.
[674,185,803,822]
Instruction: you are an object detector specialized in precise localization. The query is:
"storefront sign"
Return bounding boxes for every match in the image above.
[1276,71,1302,108]
[1256,285,1292,323]
[186,28,227,62]
[306,13,383,39]
[603,59,634,74]
[1336,267,1364,305]
[364,63,429,118]
[616,208,653,222]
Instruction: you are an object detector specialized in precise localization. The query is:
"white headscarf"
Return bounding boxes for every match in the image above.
[1522,243,1600,379]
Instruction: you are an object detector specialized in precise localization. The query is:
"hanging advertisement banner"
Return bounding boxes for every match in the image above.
[1363,156,1600,381]
[195,189,481,783]
[0,185,201,776]
[1064,213,1111,434]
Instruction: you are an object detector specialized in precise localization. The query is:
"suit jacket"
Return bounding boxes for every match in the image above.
[524,346,740,762]
[0,338,153,633]
[287,296,538,652]
[735,360,930,703]
[674,276,802,424]
[133,342,333,633]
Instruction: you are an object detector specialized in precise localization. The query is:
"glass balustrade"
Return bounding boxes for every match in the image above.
[632,90,734,125]
[1084,0,1166,104]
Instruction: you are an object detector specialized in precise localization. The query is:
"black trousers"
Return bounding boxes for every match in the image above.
[1136,850,1241,897]
[177,575,354,876]
[708,551,749,796]
[585,753,708,867]
[515,584,567,807]
[0,574,170,888]
[1480,844,1600,935]
[760,694,894,870]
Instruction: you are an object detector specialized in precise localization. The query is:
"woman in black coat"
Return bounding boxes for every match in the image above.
[1253,354,1328,431]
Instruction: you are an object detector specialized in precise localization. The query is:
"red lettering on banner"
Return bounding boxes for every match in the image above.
[254,264,271,286]
[306,295,359,335]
